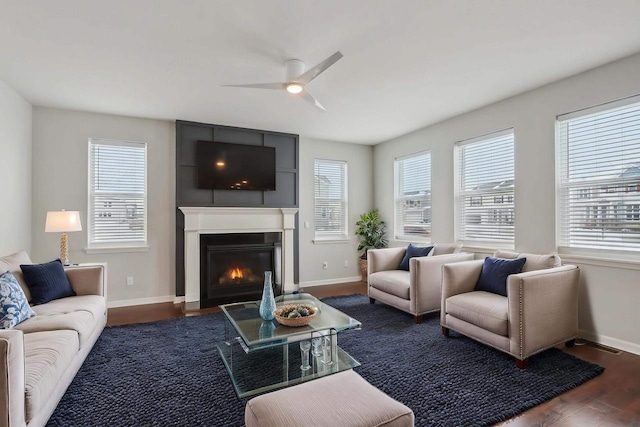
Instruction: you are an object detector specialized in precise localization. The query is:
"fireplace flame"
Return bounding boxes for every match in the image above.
[219,266,260,285]
[229,268,243,280]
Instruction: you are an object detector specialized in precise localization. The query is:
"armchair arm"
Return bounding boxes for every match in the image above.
[441,259,484,324]
[367,247,406,275]
[507,265,579,359]
[64,264,106,297]
[410,253,475,314]
[0,329,26,427]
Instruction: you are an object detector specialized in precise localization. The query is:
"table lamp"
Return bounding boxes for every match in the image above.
[45,210,82,265]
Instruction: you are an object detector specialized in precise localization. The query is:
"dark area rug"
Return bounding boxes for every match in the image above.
[47,294,604,427]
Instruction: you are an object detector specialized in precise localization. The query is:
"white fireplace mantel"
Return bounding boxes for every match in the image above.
[179,207,299,305]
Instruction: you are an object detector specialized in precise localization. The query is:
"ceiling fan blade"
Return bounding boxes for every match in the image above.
[301,89,326,112]
[221,83,287,90]
[296,51,343,85]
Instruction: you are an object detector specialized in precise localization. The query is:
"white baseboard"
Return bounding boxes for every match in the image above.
[579,329,640,356]
[173,296,185,304]
[298,276,363,288]
[107,295,177,308]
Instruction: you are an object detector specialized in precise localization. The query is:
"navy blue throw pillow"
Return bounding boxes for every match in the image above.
[398,244,434,271]
[475,256,527,297]
[20,259,75,305]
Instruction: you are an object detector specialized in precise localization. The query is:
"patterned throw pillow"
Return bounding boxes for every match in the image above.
[0,271,36,329]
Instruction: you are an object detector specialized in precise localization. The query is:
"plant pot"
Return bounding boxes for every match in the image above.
[359,258,368,282]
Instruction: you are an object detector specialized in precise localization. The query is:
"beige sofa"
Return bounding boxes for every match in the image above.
[367,244,474,323]
[0,251,107,427]
[441,251,579,368]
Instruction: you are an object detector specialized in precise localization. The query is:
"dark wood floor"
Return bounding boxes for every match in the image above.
[107,282,640,426]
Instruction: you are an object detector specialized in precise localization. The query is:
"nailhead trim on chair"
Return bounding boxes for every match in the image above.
[412,263,419,314]
[518,279,524,359]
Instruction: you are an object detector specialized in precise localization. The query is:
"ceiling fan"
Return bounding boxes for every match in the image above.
[222,51,343,111]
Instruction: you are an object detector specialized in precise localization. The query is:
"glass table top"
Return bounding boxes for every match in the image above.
[218,293,361,398]
[220,293,361,349]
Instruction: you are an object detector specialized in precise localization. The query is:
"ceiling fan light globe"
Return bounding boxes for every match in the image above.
[286,83,303,94]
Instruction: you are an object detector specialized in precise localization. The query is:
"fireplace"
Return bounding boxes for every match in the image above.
[179,207,298,308]
[200,232,282,307]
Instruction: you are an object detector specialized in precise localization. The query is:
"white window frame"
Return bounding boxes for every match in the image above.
[556,94,640,257]
[394,151,431,242]
[86,138,149,253]
[313,159,348,243]
[454,129,515,249]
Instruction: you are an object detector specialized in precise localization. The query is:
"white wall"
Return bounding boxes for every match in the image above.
[0,80,32,255]
[298,138,373,286]
[31,107,175,307]
[374,52,640,354]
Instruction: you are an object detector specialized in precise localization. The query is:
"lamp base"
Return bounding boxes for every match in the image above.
[59,232,70,265]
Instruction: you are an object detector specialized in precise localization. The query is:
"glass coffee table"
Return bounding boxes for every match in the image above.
[217,293,361,398]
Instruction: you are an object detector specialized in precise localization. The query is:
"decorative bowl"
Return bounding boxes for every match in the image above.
[274,304,318,327]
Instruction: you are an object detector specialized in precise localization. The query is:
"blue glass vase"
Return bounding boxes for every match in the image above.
[259,271,276,320]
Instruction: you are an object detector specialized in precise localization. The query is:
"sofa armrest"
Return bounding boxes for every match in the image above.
[507,265,579,359]
[409,253,475,313]
[64,264,106,297]
[367,247,406,275]
[441,259,484,324]
[0,329,26,427]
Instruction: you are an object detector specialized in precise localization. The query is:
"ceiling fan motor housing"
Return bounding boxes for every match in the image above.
[285,59,305,82]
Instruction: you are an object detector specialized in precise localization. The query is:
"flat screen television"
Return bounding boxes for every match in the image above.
[196,141,276,191]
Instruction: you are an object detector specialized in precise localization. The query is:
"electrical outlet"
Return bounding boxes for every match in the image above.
[344,260,349,268]
[126,276,134,286]
[322,261,328,270]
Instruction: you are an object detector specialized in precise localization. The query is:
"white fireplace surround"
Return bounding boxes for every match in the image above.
[179,207,299,305]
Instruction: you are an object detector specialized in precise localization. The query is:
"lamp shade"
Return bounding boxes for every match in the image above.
[45,210,82,233]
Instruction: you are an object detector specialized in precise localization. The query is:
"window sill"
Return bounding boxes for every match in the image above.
[85,245,150,254]
[458,242,514,254]
[558,253,640,271]
[313,237,350,245]
[394,237,432,244]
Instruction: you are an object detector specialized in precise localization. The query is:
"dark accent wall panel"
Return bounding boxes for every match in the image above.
[175,120,300,296]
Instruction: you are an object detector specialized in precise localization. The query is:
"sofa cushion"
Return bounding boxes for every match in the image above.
[20,259,75,305]
[494,250,560,272]
[475,256,526,297]
[369,271,410,300]
[15,295,105,348]
[23,330,79,423]
[0,250,33,301]
[446,291,509,336]
[398,244,433,271]
[0,271,36,328]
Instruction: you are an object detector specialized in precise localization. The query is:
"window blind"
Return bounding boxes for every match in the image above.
[395,152,431,240]
[455,130,515,245]
[314,159,348,237]
[89,139,147,247]
[557,96,640,252]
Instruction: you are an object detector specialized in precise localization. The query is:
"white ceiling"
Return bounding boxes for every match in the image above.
[2,0,640,145]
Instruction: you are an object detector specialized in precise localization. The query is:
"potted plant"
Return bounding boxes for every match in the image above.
[355,209,388,281]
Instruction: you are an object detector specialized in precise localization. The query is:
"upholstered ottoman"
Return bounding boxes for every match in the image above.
[244,370,414,427]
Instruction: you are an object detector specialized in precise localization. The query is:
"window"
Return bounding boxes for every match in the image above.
[314,159,347,239]
[395,152,431,240]
[88,139,147,249]
[557,96,640,252]
[455,129,515,246]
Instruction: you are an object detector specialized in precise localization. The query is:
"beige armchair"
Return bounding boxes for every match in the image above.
[440,251,579,369]
[367,244,474,323]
